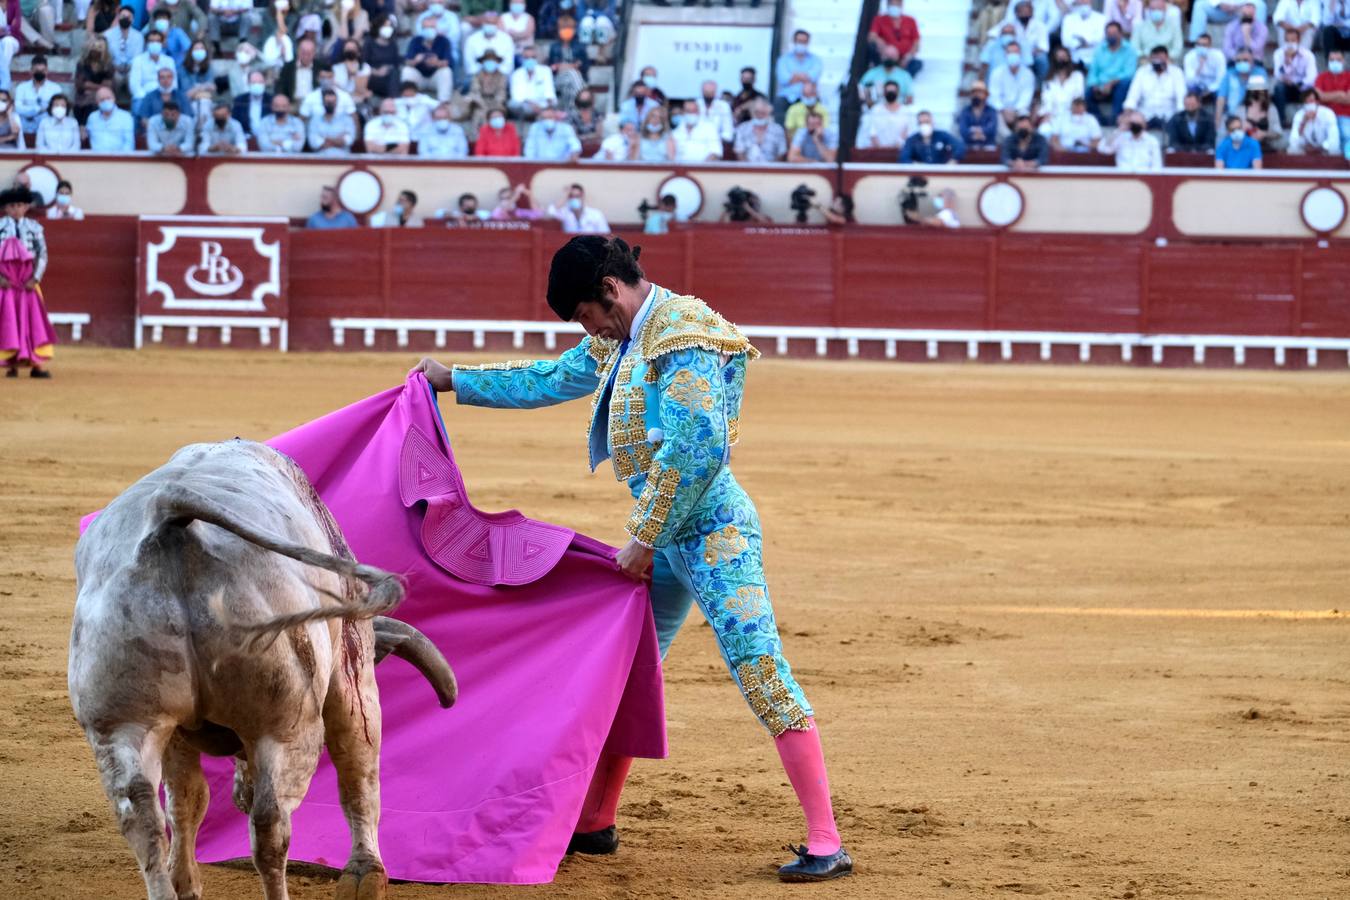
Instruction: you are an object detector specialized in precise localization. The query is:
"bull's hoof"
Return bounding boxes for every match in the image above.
[335,866,387,900]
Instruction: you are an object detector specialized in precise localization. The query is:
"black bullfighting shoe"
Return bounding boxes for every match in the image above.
[777,844,854,882]
[567,825,619,855]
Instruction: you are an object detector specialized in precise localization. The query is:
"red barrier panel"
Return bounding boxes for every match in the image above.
[43,217,139,346]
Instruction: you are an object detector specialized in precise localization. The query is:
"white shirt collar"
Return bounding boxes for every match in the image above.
[628,282,657,343]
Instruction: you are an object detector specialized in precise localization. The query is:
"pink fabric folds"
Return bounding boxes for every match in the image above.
[0,236,55,364]
[187,374,667,884]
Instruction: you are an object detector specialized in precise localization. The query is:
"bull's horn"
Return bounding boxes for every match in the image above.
[372,617,457,709]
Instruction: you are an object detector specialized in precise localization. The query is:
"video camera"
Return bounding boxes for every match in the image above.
[790,184,816,224]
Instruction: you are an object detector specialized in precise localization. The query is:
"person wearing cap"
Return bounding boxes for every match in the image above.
[0,187,55,379]
[411,236,853,883]
[463,10,514,77]
[957,79,999,149]
[199,99,247,155]
[466,51,508,134]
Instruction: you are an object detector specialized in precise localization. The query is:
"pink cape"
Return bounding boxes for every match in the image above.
[0,236,56,365]
[83,374,666,884]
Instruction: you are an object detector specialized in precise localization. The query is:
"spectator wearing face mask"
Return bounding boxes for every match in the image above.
[524,107,581,161]
[35,95,80,152]
[734,98,788,161]
[1191,0,1269,44]
[1273,0,1320,50]
[1000,114,1049,170]
[1271,27,1318,124]
[180,42,218,123]
[569,89,604,140]
[0,90,25,151]
[103,5,144,91]
[868,2,921,76]
[370,189,419,228]
[333,40,372,106]
[989,41,1036,129]
[636,66,666,105]
[548,183,609,235]
[306,89,356,154]
[129,31,174,103]
[1040,48,1085,127]
[1060,0,1108,66]
[1124,46,1186,130]
[500,0,535,52]
[980,23,1022,81]
[307,186,358,229]
[148,8,191,67]
[1087,22,1138,124]
[510,45,557,120]
[732,66,767,124]
[157,0,199,45]
[857,80,914,148]
[466,49,508,135]
[1215,49,1267,133]
[364,15,403,98]
[1287,88,1340,154]
[958,80,999,149]
[417,103,469,158]
[1165,91,1217,152]
[300,64,357,118]
[775,30,822,121]
[1215,114,1263,168]
[1100,110,1163,170]
[232,71,272,137]
[415,2,462,57]
[1223,4,1267,61]
[199,100,247,155]
[693,79,734,143]
[861,45,918,105]
[1184,33,1227,101]
[637,107,675,162]
[257,94,305,152]
[279,36,320,104]
[365,97,411,154]
[463,12,515,77]
[402,14,453,101]
[441,192,490,226]
[47,180,84,221]
[85,86,134,151]
[491,184,544,221]
[473,107,521,156]
[899,110,964,164]
[784,81,828,143]
[594,119,638,160]
[1002,1,1050,80]
[15,56,65,135]
[672,99,722,162]
[1131,0,1182,61]
[1313,50,1350,160]
[146,99,195,155]
[1046,95,1103,152]
[549,14,590,111]
[133,65,188,125]
[395,80,437,133]
[617,80,660,128]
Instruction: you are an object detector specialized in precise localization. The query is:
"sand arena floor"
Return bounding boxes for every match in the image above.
[2,348,1348,899]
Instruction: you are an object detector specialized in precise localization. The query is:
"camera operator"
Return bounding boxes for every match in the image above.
[900,177,960,228]
[817,193,854,227]
[787,110,838,163]
[640,193,678,235]
[719,186,772,224]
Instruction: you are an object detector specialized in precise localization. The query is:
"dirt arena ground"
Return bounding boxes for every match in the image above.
[2,347,1348,899]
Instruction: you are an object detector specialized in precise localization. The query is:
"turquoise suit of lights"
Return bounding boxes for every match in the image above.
[451,286,812,736]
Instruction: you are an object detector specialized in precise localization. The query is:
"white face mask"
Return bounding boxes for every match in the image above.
[918,122,933,137]
[52,106,67,119]
[1304,102,1318,114]
[380,25,394,38]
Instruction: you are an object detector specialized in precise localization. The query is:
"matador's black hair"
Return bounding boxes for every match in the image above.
[546,236,644,322]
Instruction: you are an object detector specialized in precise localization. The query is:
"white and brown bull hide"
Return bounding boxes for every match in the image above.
[68,440,456,900]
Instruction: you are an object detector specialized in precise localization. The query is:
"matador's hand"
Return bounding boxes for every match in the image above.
[615,539,655,582]
[410,357,455,392]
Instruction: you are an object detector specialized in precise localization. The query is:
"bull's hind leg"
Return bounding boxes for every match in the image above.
[325,626,387,900]
[245,731,325,900]
[163,735,209,900]
[87,721,178,900]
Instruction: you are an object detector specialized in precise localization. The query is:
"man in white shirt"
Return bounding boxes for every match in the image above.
[989,41,1037,127]
[363,98,411,154]
[1288,88,1342,153]
[463,12,516,77]
[695,79,734,143]
[1044,95,1103,151]
[1273,0,1321,48]
[856,80,914,147]
[395,82,437,135]
[369,189,421,227]
[1060,0,1109,65]
[1124,46,1187,127]
[1272,26,1319,121]
[548,183,609,235]
[0,24,21,93]
[14,55,63,134]
[672,99,722,161]
[593,120,637,160]
[1184,32,1227,99]
[129,33,172,102]
[1103,110,1164,169]
[298,67,356,119]
[1001,0,1063,32]
[508,45,556,120]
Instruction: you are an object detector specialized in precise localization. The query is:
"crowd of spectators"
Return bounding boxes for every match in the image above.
[960,0,1350,170]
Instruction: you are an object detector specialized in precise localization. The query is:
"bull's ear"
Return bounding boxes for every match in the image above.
[372,617,457,708]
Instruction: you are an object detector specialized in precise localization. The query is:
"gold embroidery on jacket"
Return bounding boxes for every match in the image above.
[736,654,809,737]
[625,465,681,545]
[723,585,765,622]
[704,524,749,566]
[452,359,535,372]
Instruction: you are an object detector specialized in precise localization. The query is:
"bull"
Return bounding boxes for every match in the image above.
[68,439,456,900]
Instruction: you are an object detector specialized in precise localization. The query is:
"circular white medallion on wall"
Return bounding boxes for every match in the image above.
[19,163,61,208]
[977,181,1025,229]
[337,168,383,215]
[1299,186,1347,235]
[657,175,704,221]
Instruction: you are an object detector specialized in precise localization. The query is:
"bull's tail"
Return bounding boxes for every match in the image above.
[149,485,404,647]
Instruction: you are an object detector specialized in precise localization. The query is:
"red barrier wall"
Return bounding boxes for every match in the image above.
[38,221,1350,359]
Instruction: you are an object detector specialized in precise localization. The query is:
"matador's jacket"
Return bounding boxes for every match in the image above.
[451,286,813,736]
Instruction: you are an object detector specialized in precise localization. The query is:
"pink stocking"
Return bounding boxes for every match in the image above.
[575,753,634,832]
[774,719,841,855]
